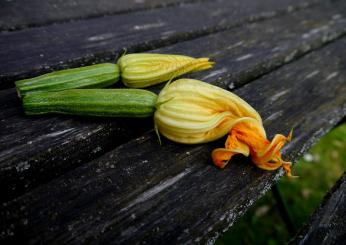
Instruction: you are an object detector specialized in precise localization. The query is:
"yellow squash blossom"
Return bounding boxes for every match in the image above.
[154,79,293,176]
[117,53,214,88]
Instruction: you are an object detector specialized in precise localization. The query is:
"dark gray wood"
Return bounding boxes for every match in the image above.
[0,0,207,31]
[1,34,346,244]
[290,172,346,245]
[0,0,319,89]
[1,1,346,203]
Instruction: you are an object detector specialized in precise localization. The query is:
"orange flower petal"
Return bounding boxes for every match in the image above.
[255,159,283,171]
[212,121,294,176]
[225,133,250,156]
[212,148,235,168]
[212,134,250,168]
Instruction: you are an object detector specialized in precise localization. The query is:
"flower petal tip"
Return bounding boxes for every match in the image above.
[212,148,233,169]
[287,128,294,142]
[282,162,298,178]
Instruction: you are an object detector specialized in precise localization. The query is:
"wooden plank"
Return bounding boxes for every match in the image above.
[290,172,346,245]
[0,0,206,31]
[1,33,346,244]
[1,2,346,203]
[0,0,320,89]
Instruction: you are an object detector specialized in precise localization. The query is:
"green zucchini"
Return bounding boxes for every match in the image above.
[15,63,120,97]
[23,89,158,118]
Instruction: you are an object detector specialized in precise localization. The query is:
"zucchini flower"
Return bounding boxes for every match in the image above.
[117,53,214,88]
[154,79,293,176]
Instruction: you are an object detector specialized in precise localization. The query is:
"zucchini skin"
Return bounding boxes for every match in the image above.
[23,89,158,118]
[15,63,120,97]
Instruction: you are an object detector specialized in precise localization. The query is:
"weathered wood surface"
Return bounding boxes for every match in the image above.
[0,0,319,88]
[1,34,346,244]
[0,0,205,31]
[1,2,346,203]
[290,172,346,245]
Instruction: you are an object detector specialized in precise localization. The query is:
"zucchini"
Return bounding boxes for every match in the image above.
[23,89,158,118]
[15,63,120,97]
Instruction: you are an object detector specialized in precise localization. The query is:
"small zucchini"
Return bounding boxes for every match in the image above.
[15,63,120,97]
[23,89,158,118]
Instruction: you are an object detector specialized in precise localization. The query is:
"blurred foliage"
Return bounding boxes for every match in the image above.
[216,123,346,245]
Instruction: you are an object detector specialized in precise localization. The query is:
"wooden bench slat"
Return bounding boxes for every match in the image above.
[0,0,318,88]
[0,0,205,31]
[1,2,346,203]
[290,172,346,244]
[1,35,346,244]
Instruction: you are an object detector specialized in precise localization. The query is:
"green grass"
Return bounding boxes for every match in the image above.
[216,123,346,245]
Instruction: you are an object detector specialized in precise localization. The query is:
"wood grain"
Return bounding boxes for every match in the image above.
[1,35,346,244]
[0,0,319,88]
[0,0,208,31]
[1,2,346,203]
[290,172,346,245]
